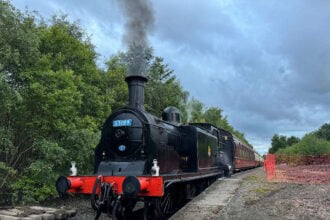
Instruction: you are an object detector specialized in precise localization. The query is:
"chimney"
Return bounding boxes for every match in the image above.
[125,74,148,110]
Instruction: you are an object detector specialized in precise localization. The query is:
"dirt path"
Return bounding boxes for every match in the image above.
[220,168,330,220]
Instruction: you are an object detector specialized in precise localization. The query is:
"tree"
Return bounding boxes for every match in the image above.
[268,134,300,153]
[104,53,189,122]
[145,56,189,120]
[286,136,300,147]
[189,98,205,122]
[104,54,128,111]
[0,72,22,203]
[201,106,252,147]
[0,1,40,85]
[315,123,330,141]
[277,134,330,155]
[0,2,110,203]
[203,107,232,130]
[37,15,113,128]
[0,2,41,203]
[276,123,330,155]
[204,107,223,125]
[269,134,287,153]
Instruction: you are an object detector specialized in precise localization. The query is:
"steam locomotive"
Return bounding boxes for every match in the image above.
[56,73,262,219]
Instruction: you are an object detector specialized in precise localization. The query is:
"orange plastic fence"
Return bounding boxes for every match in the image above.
[264,154,330,184]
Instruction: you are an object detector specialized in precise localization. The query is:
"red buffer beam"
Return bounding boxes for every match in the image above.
[56,175,164,197]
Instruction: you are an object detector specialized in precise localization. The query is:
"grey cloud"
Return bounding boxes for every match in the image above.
[154,0,330,154]
[153,1,238,55]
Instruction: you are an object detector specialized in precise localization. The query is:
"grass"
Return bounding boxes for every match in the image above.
[251,186,274,194]
[244,174,261,182]
[243,172,283,205]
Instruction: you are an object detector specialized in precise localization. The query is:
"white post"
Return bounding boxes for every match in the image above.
[70,161,77,176]
[151,159,160,176]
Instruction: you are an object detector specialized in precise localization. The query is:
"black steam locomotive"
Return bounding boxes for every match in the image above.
[94,74,229,177]
[56,73,259,219]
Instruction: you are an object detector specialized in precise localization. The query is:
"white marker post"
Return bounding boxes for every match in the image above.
[70,161,77,176]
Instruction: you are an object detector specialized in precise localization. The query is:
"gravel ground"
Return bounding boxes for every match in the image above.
[219,168,330,220]
[42,195,111,219]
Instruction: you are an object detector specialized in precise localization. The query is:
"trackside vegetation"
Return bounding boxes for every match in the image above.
[0,1,251,204]
[269,123,330,155]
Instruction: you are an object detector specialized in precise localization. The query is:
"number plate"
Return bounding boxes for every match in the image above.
[113,119,133,127]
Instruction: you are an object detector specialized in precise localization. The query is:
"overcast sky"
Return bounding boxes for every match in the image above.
[11,0,330,154]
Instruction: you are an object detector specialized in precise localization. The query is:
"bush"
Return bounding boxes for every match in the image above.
[11,176,56,204]
[315,123,330,141]
[277,134,330,155]
[10,132,98,204]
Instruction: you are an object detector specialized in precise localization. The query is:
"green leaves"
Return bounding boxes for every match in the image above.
[60,129,99,175]
[189,98,205,123]
[272,123,330,155]
[315,123,330,141]
[0,1,40,82]
[22,70,82,135]
[105,55,128,111]
[188,99,253,147]
[145,56,188,118]
[0,2,106,203]
[277,133,330,155]
[269,135,300,153]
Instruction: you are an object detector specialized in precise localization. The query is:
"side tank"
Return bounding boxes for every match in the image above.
[179,125,219,172]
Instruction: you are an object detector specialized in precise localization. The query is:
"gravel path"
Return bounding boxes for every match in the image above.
[219,168,330,220]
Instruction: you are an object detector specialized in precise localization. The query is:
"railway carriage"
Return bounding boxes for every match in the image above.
[254,152,264,166]
[233,137,259,170]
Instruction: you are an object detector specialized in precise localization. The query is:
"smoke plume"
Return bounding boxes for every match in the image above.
[117,0,154,76]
